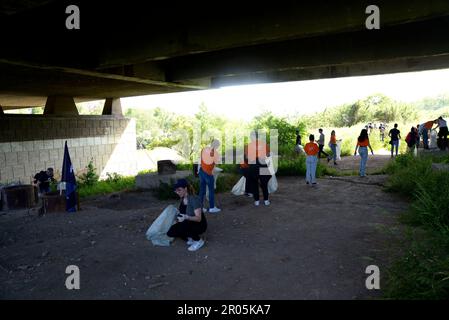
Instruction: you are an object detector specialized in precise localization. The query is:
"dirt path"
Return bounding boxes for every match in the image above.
[0,156,407,300]
[322,153,392,175]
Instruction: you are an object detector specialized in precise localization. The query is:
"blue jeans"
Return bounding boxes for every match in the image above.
[359,147,368,176]
[330,144,337,162]
[391,140,399,156]
[306,156,318,183]
[422,129,428,148]
[199,168,215,209]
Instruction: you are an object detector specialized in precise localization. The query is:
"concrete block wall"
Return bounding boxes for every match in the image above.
[0,115,137,184]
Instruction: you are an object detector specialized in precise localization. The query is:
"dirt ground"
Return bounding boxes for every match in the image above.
[0,155,408,299]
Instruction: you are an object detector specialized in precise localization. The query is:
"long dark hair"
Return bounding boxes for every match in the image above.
[186,182,196,196]
[358,129,369,142]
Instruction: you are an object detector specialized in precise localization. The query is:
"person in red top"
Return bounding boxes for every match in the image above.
[327,130,338,165]
[354,129,374,177]
[246,131,272,206]
[199,139,221,213]
[304,134,319,185]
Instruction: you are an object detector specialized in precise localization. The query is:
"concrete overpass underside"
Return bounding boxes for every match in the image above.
[1,0,449,183]
[1,0,449,109]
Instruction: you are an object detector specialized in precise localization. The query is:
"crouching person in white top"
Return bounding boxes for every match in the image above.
[167,179,207,251]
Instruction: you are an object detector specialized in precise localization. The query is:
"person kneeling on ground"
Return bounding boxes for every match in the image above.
[167,179,207,251]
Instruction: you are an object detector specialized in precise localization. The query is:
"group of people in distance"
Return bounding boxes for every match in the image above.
[301,128,373,182]
[165,116,449,251]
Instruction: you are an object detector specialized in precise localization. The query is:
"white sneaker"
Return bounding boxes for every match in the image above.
[202,208,208,213]
[245,193,253,198]
[208,207,221,213]
[254,201,260,206]
[264,200,271,206]
[186,237,194,246]
[188,239,205,251]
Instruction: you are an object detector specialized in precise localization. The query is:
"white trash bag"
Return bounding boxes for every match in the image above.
[145,205,178,246]
[231,176,246,196]
[266,156,278,194]
[295,144,305,155]
[268,174,278,193]
[430,130,438,149]
[336,139,342,161]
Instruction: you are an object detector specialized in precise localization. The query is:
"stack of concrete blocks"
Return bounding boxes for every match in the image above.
[0,115,137,184]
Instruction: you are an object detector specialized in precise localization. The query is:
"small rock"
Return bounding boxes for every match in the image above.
[41,251,50,258]
[91,241,96,246]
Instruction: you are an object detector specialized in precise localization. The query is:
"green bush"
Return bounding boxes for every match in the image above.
[383,153,449,299]
[78,176,135,198]
[384,154,433,195]
[78,160,99,186]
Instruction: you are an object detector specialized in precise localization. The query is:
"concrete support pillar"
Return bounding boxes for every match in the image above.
[0,105,4,115]
[102,98,123,117]
[43,95,79,116]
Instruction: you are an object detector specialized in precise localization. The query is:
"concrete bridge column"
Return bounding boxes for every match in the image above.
[43,96,79,116]
[102,98,123,117]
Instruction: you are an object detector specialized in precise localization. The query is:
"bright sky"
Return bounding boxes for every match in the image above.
[121,68,449,121]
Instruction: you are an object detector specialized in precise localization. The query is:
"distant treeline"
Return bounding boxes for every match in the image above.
[303,93,449,128]
[123,93,449,156]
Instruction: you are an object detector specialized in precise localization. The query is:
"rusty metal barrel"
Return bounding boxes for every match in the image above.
[0,185,36,211]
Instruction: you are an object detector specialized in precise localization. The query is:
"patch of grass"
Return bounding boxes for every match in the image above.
[383,153,449,299]
[137,169,156,175]
[384,231,449,299]
[78,176,135,199]
[383,153,434,195]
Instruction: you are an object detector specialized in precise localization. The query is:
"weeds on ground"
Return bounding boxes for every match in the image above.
[383,153,449,299]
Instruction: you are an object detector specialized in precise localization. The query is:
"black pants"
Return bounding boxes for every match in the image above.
[438,127,448,150]
[318,144,329,158]
[167,219,207,241]
[248,164,271,201]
